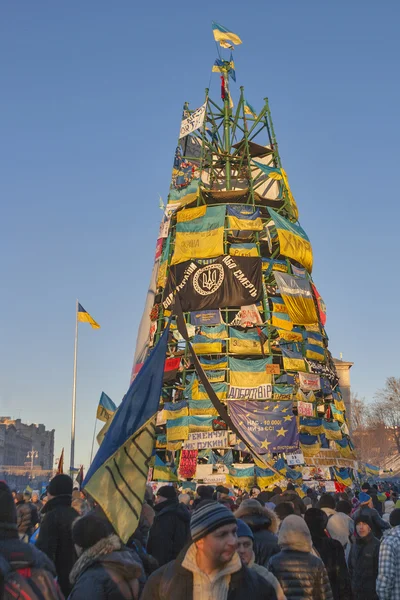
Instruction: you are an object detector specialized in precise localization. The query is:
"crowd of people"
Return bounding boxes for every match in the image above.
[1,476,400,599]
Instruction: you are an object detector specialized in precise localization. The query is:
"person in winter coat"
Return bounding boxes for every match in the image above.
[352,492,390,540]
[304,508,351,600]
[68,512,142,600]
[0,482,63,598]
[142,501,278,600]
[236,518,286,600]
[318,493,354,551]
[382,495,396,523]
[348,514,380,600]
[15,493,35,541]
[147,485,190,566]
[234,499,280,567]
[268,514,333,600]
[376,508,400,600]
[36,473,79,597]
[270,484,306,516]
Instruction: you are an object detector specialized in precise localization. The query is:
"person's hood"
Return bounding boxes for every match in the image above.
[70,534,142,584]
[41,494,73,514]
[154,498,191,522]
[321,507,336,516]
[278,514,312,552]
[234,499,279,534]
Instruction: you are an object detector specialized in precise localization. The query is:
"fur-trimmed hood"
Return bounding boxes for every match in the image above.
[70,534,142,585]
[234,499,279,534]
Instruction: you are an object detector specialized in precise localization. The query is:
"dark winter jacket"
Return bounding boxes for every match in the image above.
[16,501,35,536]
[268,514,333,600]
[271,491,306,516]
[352,505,389,540]
[348,532,380,600]
[305,508,351,600]
[269,551,333,600]
[369,489,383,516]
[147,498,190,566]
[36,493,79,597]
[141,545,278,600]
[235,500,280,567]
[68,534,142,600]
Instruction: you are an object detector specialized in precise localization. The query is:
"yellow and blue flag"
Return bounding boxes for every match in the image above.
[228,356,272,388]
[322,419,342,440]
[153,456,179,482]
[244,100,257,118]
[189,399,219,416]
[77,303,100,329]
[365,463,380,476]
[227,205,263,231]
[269,208,313,273]
[212,21,242,47]
[299,433,321,457]
[333,467,352,487]
[166,415,189,442]
[84,325,169,543]
[229,243,259,257]
[96,392,117,423]
[212,55,236,81]
[164,400,189,421]
[192,334,224,355]
[171,205,226,265]
[199,356,228,371]
[299,417,324,435]
[189,415,214,433]
[229,327,269,355]
[255,465,285,489]
[253,160,283,180]
[227,466,254,489]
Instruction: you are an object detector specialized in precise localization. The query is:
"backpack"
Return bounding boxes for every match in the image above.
[0,554,64,600]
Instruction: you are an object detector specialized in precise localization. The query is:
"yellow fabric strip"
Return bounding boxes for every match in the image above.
[171,227,224,265]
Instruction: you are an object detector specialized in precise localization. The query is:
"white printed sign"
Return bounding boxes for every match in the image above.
[299,372,321,391]
[286,451,305,466]
[183,430,228,450]
[179,103,207,138]
[297,401,314,417]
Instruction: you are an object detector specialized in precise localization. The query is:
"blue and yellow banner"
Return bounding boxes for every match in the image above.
[168,177,200,209]
[189,399,219,416]
[299,433,321,456]
[229,400,298,454]
[255,465,285,489]
[191,309,222,326]
[332,467,352,487]
[153,456,179,482]
[365,463,380,476]
[84,325,169,542]
[323,419,342,440]
[192,334,224,354]
[300,417,324,435]
[263,258,288,273]
[229,327,269,355]
[253,161,283,180]
[227,466,254,488]
[228,356,272,387]
[199,356,228,370]
[189,415,214,432]
[166,415,189,442]
[229,243,259,257]
[227,205,263,231]
[274,272,318,325]
[271,311,293,331]
[244,100,257,118]
[269,208,313,273]
[171,205,226,265]
[96,392,117,422]
[164,400,189,421]
[200,324,228,339]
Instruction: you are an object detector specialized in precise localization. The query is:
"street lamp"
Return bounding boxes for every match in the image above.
[27,448,39,481]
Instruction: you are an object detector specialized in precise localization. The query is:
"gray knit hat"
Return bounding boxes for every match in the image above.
[190,501,236,542]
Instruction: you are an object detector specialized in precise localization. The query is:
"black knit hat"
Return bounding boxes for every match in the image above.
[156,485,177,500]
[355,514,373,530]
[72,512,114,550]
[48,474,73,497]
[0,482,17,529]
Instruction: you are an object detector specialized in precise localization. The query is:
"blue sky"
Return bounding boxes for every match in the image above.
[1,1,399,470]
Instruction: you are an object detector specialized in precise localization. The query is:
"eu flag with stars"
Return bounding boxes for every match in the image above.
[228,400,299,454]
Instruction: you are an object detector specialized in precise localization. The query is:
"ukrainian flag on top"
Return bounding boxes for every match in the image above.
[77,303,100,329]
[269,208,313,273]
[96,392,117,423]
[228,356,272,387]
[212,21,242,48]
[171,205,226,265]
[83,324,170,543]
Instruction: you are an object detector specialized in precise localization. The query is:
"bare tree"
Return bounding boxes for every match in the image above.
[351,392,369,432]
[373,377,400,454]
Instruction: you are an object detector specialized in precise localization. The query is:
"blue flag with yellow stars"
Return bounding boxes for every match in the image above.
[228,400,299,454]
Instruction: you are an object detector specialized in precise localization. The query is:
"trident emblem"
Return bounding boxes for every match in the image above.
[202,268,218,291]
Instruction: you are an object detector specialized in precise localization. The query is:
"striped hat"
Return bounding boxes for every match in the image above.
[190,501,236,542]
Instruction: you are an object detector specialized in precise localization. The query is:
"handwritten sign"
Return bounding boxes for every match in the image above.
[179,103,207,138]
[266,364,281,375]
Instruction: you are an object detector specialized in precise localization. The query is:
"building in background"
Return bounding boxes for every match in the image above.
[0,418,55,489]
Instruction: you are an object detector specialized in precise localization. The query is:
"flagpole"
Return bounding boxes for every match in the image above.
[70,299,79,473]
[89,418,98,465]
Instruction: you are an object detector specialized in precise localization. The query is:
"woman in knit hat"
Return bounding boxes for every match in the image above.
[268,514,333,600]
[69,511,142,600]
[141,501,278,600]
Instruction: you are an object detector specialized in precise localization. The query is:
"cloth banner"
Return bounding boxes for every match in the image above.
[299,372,321,391]
[229,400,298,454]
[227,466,255,488]
[255,466,285,488]
[298,401,314,417]
[311,283,327,326]
[163,255,263,311]
[274,271,318,325]
[227,205,263,231]
[179,449,198,478]
[190,309,222,326]
[229,327,269,355]
[179,102,207,138]
[269,208,313,272]
[236,304,263,327]
[171,205,225,265]
[228,356,272,387]
[183,431,228,450]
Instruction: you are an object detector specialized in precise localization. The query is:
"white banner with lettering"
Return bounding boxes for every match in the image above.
[183,430,228,450]
[179,103,207,138]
